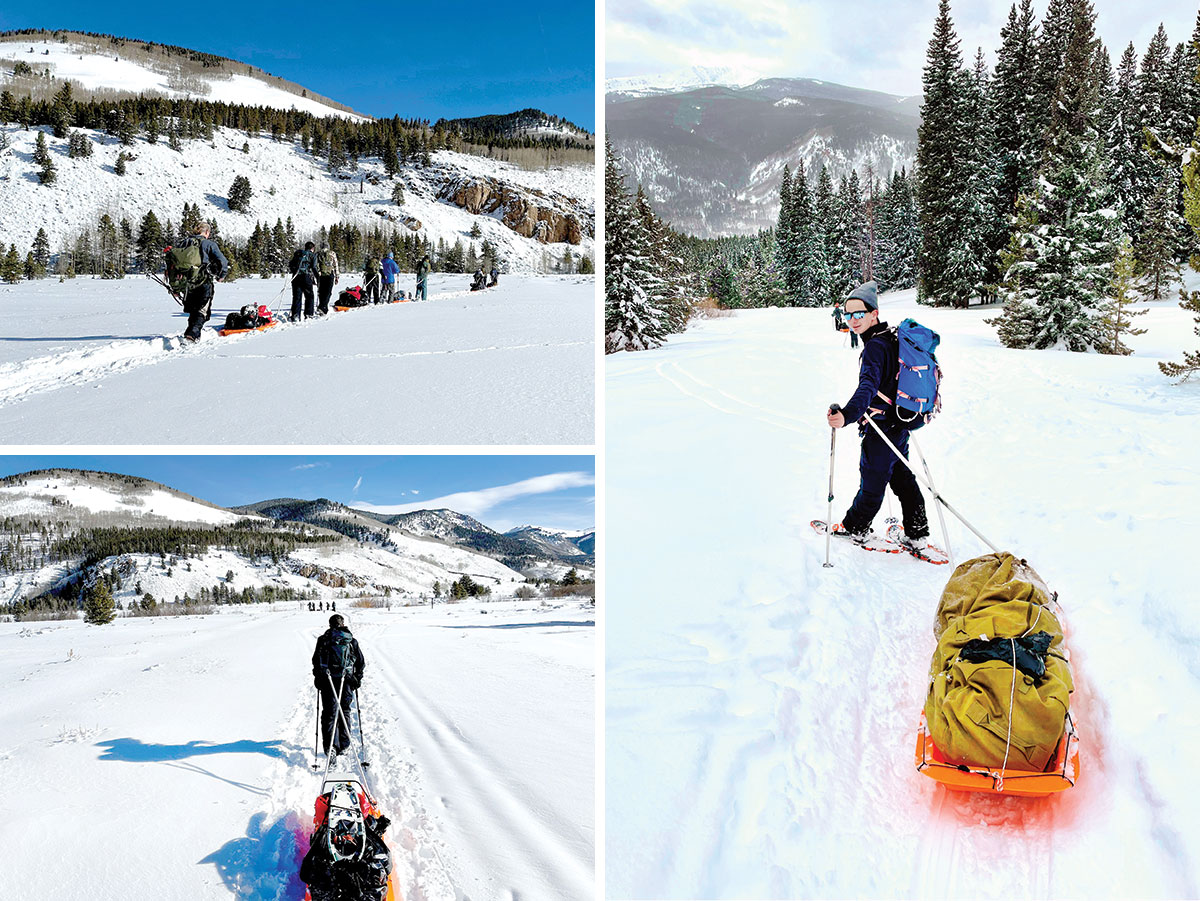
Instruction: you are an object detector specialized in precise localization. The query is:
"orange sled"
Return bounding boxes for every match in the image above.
[218,320,278,337]
[915,709,1079,797]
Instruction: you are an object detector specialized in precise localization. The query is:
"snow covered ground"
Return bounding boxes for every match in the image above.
[0,599,594,900]
[0,274,594,443]
[606,286,1200,898]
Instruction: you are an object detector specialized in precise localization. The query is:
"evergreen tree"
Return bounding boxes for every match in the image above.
[1097,234,1147,354]
[31,228,50,275]
[228,175,253,213]
[33,130,51,167]
[1106,43,1144,235]
[391,183,405,205]
[993,0,1119,350]
[605,141,668,352]
[114,151,129,176]
[1136,163,1182,299]
[68,130,93,158]
[83,581,116,625]
[1,244,22,282]
[793,161,831,306]
[137,211,164,272]
[51,82,73,139]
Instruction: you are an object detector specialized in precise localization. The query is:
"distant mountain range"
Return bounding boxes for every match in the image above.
[0,469,593,608]
[606,75,920,237]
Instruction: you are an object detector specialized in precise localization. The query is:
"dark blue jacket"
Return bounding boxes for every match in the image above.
[381,257,400,284]
[840,321,899,425]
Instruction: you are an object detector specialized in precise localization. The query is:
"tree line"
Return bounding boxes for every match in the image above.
[605,0,1200,373]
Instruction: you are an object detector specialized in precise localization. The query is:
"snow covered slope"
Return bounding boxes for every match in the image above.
[0,600,594,900]
[504,525,594,560]
[606,286,1200,897]
[1,32,364,119]
[0,274,594,444]
[0,124,594,274]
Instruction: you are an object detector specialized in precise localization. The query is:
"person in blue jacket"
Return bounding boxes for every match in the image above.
[380,252,400,303]
[825,281,929,550]
[181,223,229,342]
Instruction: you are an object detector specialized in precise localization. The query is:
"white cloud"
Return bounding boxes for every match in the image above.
[353,472,594,518]
[290,462,328,471]
[352,476,362,495]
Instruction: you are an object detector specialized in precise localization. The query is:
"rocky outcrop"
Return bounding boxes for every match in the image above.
[437,176,592,246]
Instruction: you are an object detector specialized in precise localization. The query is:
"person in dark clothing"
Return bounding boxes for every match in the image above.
[832,300,858,348]
[312,614,365,754]
[363,256,381,304]
[488,265,499,287]
[471,268,487,291]
[415,254,430,301]
[289,241,319,321]
[826,280,929,550]
[181,223,229,342]
[316,243,340,316]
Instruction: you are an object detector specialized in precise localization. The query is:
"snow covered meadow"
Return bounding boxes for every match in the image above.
[0,274,594,443]
[0,599,595,901]
[605,286,1200,898]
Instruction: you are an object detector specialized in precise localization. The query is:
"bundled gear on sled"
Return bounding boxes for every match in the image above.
[335,286,369,311]
[470,269,487,291]
[916,552,1079,796]
[300,776,396,901]
[219,303,277,335]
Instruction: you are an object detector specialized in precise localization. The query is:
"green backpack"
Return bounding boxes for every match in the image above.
[165,240,207,293]
[317,250,334,276]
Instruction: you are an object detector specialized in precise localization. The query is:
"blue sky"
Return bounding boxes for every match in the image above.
[607,0,1197,98]
[0,456,595,532]
[1,0,595,130]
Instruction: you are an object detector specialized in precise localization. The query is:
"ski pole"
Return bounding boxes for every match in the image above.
[313,684,321,766]
[355,690,368,766]
[911,435,954,566]
[861,414,1000,554]
[824,404,839,568]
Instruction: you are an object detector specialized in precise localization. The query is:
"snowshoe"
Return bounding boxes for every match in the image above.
[884,521,949,565]
[301,774,399,901]
[810,520,901,556]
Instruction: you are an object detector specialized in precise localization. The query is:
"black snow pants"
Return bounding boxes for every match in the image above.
[317,275,335,314]
[318,677,355,753]
[842,420,928,540]
[182,281,214,340]
[292,274,316,320]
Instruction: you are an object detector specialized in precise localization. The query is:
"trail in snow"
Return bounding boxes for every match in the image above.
[606,288,1200,899]
[1,602,594,901]
[0,274,594,443]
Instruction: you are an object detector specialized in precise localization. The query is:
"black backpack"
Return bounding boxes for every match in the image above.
[324,629,358,678]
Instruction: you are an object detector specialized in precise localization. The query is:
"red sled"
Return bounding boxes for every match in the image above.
[915,708,1080,797]
[218,319,278,337]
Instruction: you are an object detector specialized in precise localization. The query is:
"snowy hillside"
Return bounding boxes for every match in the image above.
[0,33,365,119]
[0,274,594,444]
[607,286,1200,897]
[0,123,594,275]
[0,600,595,900]
[0,469,246,525]
[504,525,594,560]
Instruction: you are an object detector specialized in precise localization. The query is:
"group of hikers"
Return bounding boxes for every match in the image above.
[308,600,337,612]
[170,223,438,340]
[471,265,500,291]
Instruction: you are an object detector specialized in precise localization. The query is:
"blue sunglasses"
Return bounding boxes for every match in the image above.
[845,309,870,322]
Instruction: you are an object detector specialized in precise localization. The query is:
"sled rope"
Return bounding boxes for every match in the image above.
[994,604,1043,792]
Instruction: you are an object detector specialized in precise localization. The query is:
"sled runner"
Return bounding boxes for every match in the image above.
[915,708,1079,797]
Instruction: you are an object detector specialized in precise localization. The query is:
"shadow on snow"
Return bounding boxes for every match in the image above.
[199,809,310,901]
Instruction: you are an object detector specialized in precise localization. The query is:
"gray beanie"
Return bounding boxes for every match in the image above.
[846,281,878,311]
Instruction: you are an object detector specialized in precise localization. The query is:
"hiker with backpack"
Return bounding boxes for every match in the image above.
[832,299,858,348]
[824,280,930,552]
[380,252,399,303]
[363,255,381,304]
[471,267,487,291]
[415,254,430,301]
[170,223,229,342]
[316,244,340,316]
[312,614,365,756]
[489,265,499,288]
[289,241,320,321]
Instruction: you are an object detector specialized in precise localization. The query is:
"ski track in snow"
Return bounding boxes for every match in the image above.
[607,289,1200,899]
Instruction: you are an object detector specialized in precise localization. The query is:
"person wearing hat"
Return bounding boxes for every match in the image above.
[380,251,400,303]
[315,243,340,316]
[311,614,366,755]
[824,280,929,549]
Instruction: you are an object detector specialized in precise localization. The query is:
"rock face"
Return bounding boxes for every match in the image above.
[437,176,591,245]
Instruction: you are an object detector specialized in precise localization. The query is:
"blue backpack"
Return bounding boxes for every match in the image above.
[893,318,941,424]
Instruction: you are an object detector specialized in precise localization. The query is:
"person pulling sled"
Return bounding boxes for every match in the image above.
[824,281,931,552]
[470,268,487,291]
[313,614,365,756]
[164,222,229,343]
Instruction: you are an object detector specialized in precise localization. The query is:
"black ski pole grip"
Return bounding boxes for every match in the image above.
[829,403,841,415]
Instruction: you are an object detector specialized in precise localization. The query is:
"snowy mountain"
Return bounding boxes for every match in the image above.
[0,30,366,119]
[604,66,760,97]
[0,34,595,273]
[504,525,594,559]
[606,76,919,236]
[0,469,541,609]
